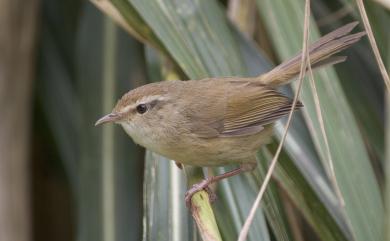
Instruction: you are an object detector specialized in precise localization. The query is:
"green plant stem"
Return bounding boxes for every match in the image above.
[101,17,117,241]
[184,166,222,241]
[386,92,390,241]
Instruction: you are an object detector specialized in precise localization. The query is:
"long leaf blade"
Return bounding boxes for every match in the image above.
[255,1,384,240]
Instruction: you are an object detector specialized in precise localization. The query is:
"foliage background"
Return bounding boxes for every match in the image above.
[0,0,388,241]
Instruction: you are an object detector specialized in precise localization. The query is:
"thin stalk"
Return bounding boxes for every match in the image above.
[372,0,390,10]
[238,0,311,239]
[386,92,390,241]
[101,18,117,241]
[385,51,390,241]
[355,0,390,91]
[307,57,345,207]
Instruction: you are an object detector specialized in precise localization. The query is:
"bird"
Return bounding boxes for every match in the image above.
[95,22,365,206]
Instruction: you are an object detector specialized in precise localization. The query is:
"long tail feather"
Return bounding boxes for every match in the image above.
[258,22,366,86]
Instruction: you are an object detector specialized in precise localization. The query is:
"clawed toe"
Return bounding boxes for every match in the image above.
[185,179,217,208]
[204,186,217,203]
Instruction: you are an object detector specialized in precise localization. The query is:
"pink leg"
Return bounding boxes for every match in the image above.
[185,163,256,208]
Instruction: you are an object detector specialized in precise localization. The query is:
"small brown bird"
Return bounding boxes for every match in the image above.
[95,22,365,206]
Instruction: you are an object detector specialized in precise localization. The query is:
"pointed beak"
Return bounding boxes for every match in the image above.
[95,113,121,126]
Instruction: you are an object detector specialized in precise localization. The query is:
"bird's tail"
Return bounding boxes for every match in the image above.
[258,22,366,86]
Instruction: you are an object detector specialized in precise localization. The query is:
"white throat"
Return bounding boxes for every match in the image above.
[120,121,160,153]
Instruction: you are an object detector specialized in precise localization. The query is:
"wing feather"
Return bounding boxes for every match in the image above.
[221,85,303,136]
[184,79,303,138]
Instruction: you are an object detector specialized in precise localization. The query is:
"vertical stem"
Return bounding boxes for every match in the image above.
[184,166,222,241]
[384,50,390,241]
[239,0,311,239]
[170,162,183,241]
[0,0,39,241]
[386,92,390,241]
[102,17,117,241]
[355,0,390,91]
[307,55,345,207]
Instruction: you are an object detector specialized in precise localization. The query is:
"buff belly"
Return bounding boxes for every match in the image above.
[158,125,273,166]
[121,120,273,167]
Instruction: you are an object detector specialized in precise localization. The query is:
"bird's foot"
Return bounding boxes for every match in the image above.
[185,179,217,208]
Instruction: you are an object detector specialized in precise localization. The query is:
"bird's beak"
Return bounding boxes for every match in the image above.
[95,113,121,126]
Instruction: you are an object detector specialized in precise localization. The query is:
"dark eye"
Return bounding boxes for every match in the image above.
[136,104,148,114]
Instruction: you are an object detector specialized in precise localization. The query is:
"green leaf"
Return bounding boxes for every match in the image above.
[253,160,293,241]
[312,0,385,164]
[39,3,145,240]
[143,151,197,241]
[259,145,350,241]
[236,24,351,240]
[215,172,271,241]
[256,1,384,240]
[383,24,390,241]
[125,0,246,78]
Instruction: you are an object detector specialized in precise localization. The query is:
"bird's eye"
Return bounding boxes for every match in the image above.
[136,104,148,114]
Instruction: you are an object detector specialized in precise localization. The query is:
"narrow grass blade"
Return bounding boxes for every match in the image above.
[254,160,293,241]
[143,152,195,241]
[256,1,384,240]
[260,145,350,241]
[237,24,351,239]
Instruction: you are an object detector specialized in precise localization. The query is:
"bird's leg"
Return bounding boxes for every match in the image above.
[185,162,256,208]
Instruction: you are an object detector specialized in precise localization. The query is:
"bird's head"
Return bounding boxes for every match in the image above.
[95,82,174,140]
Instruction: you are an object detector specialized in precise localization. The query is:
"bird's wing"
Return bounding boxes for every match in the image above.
[187,79,302,138]
[220,83,302,137]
